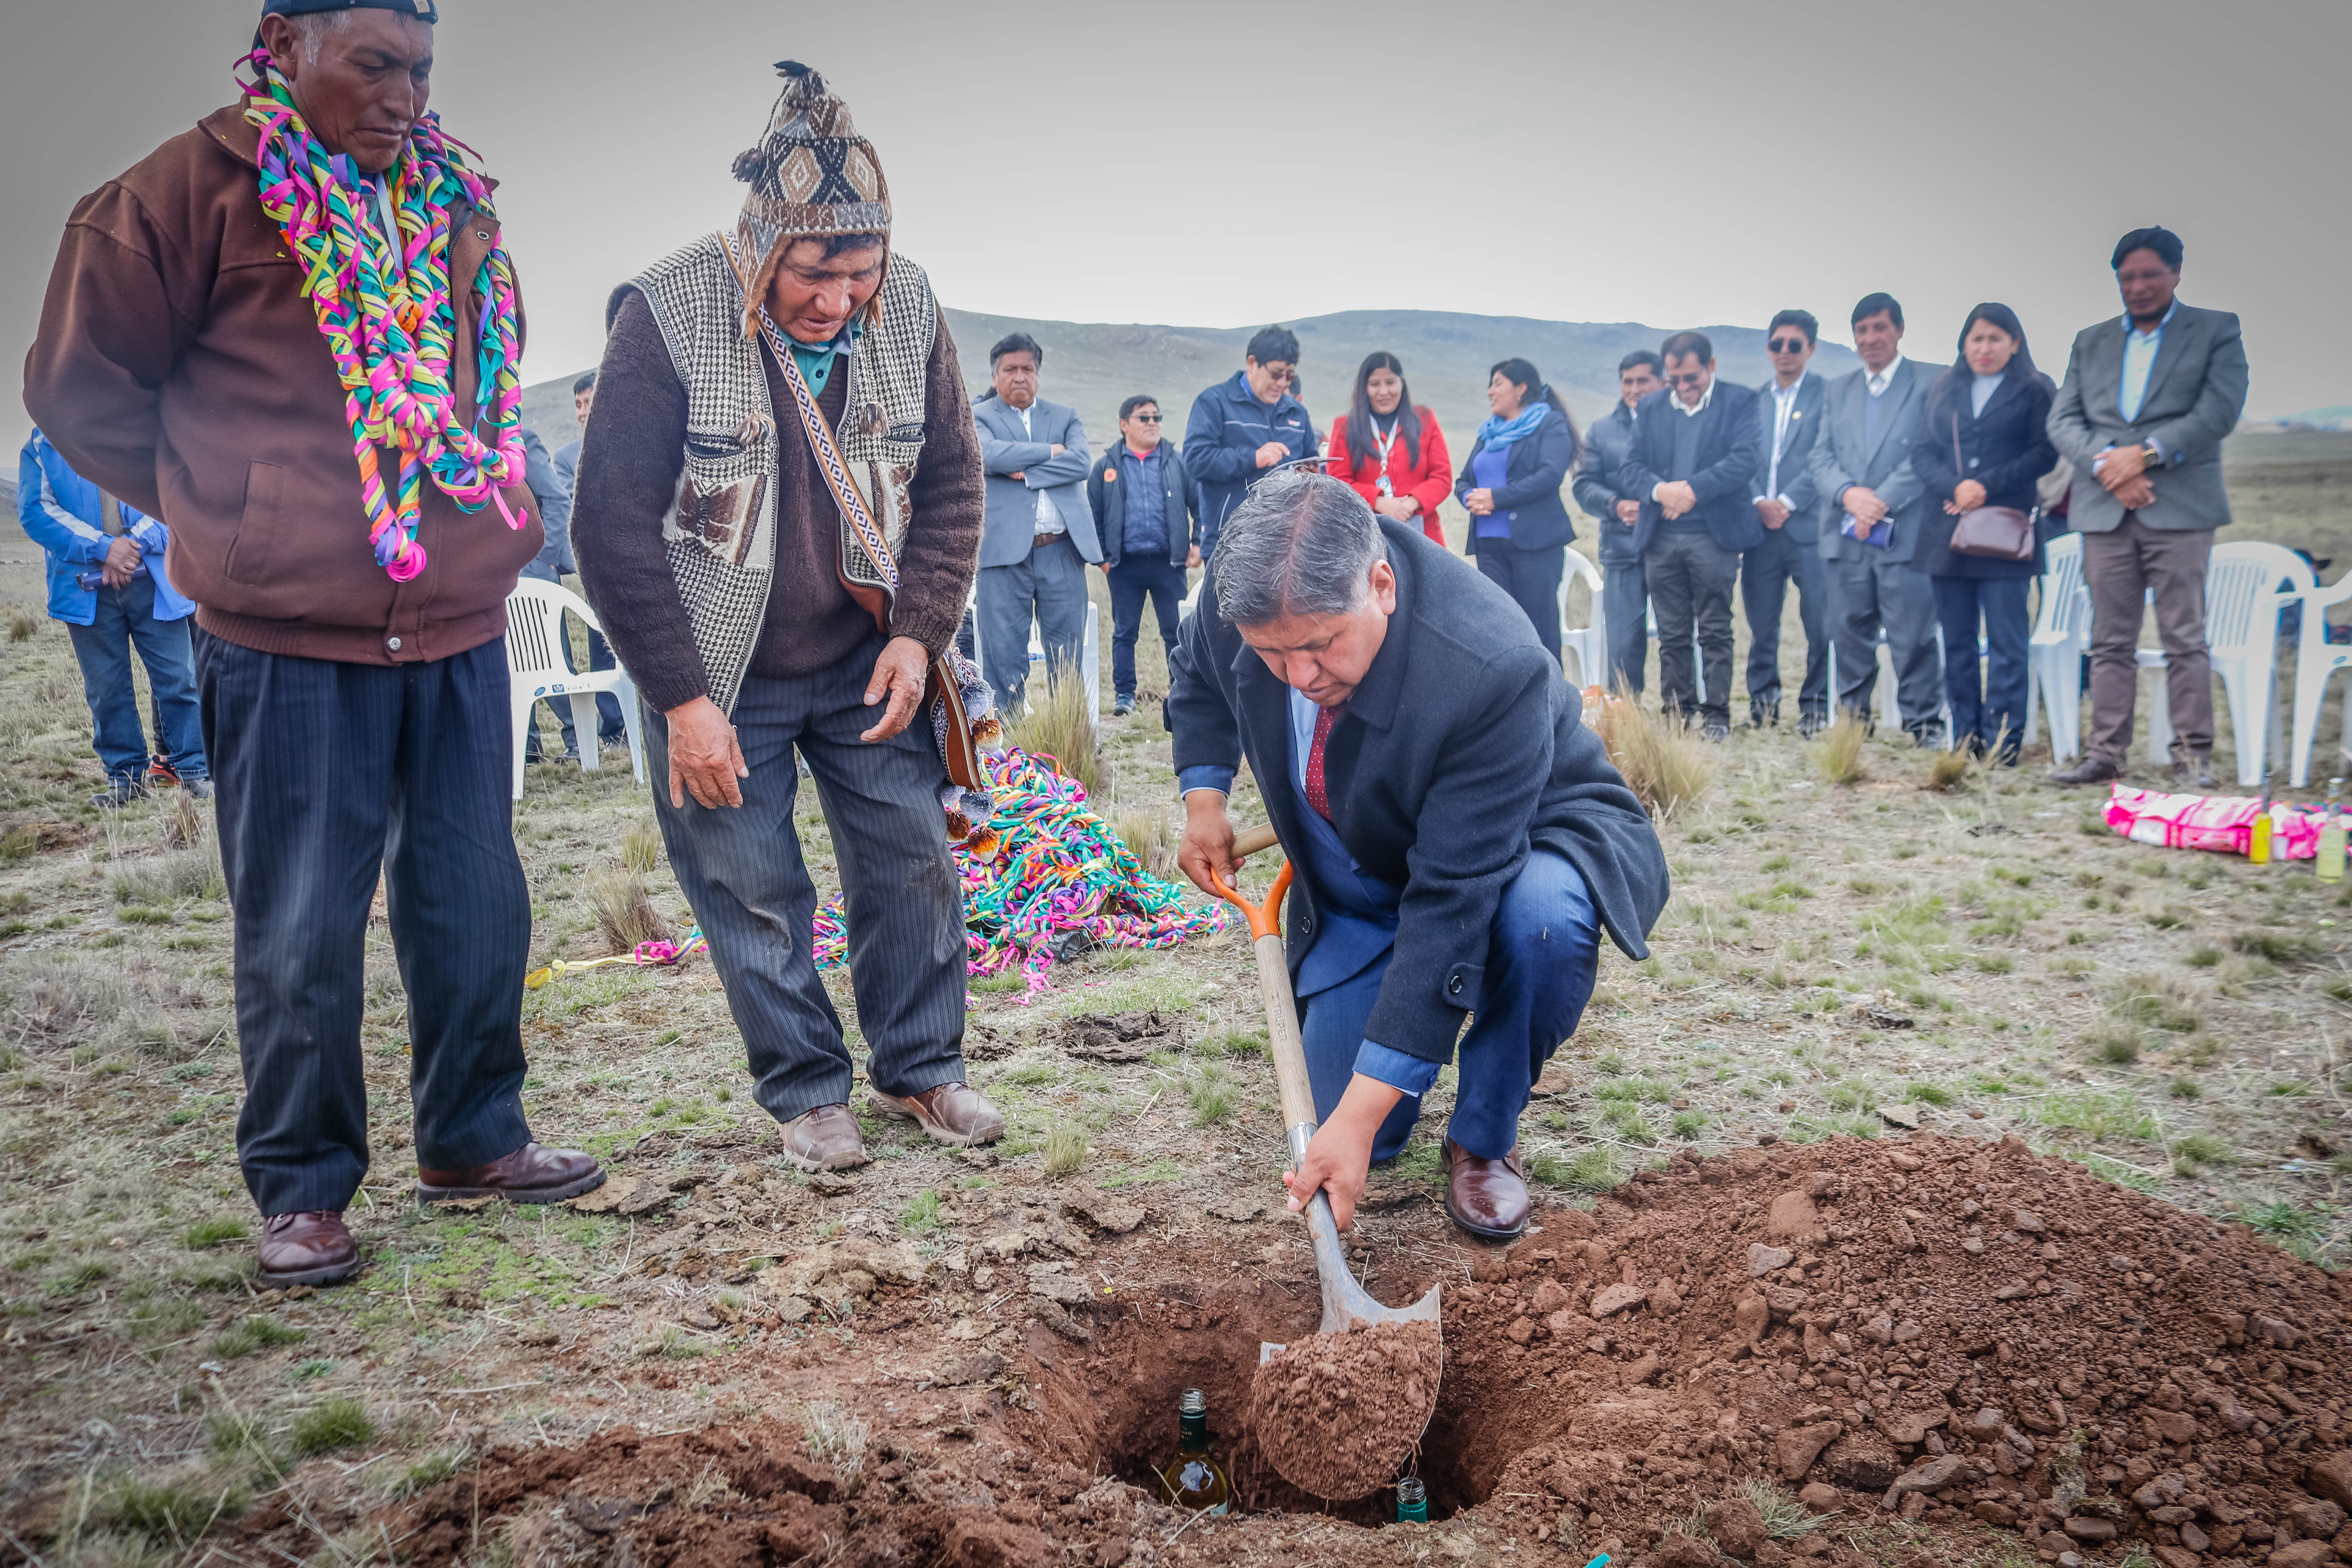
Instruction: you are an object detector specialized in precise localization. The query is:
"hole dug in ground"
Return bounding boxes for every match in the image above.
[383,1135,2352,1568]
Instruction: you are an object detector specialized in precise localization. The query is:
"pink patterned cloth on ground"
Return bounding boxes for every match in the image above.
[2104,785,2322,859]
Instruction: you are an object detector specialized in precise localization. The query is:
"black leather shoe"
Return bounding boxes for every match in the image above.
[1746,702,1779,729]
[2173,754,2217,791]
[2048,757,2120,787]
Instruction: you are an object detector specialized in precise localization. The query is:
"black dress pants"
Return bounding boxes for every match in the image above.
[197,632,534,1217]
[1475,541,1565,664]
[1646,528,1740,727]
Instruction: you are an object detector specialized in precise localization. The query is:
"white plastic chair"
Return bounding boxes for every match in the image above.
[505,579,646,801]
[2288,562,2352,788]
[2025,533,2090,759]
[1559,547,1606,688]
[968,586,1102,728]
[1825,625,1952,742]
[2119,544,2299,782]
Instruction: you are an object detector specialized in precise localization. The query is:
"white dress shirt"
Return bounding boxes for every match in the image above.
[1766,372,1805,501]
[1015,402,1063,534]
[1865,359,1903,398]
[1970,372,2005,419]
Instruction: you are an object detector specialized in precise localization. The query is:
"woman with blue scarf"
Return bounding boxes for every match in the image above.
[1456,358,1582,661]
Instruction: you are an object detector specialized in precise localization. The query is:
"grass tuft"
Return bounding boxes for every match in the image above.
[1012,675,1100,796]
[1739,1476,1840,1538]
[208,1315,305,1361]
[792,1397,870,1483]
[103,1475,248,1546]
[1590,684,1716,819]
[1814,713,1869,785]
[1044,1123,1090,1177]
[1114,806,1178,879]
[388,1448,468,1499]
[1185,1063,1238,1126]
[621,822,662,873]
[183,1216,249,1251]
[109,846,226,906]
[898,1189,942,1233]
[289,1396,373,1456]
[4,604,38,642]
[1926,748,1973,792]
[588,866,670,955]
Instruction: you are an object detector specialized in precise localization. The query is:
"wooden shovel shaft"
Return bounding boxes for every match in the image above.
[1254,932,1318,1134]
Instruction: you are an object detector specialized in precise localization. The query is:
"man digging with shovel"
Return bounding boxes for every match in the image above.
[1169,470,1668,1242]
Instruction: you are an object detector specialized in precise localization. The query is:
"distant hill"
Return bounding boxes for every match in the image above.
[517,307,1864,455]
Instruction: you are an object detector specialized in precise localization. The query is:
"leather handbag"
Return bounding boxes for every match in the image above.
[1945,412,2034,562]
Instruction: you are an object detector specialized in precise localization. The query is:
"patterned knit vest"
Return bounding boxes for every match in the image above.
[627,234,937,713]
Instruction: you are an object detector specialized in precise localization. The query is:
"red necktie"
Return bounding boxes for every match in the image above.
[1304,704,1338,821]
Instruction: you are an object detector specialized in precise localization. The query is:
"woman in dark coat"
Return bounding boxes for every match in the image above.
[1911,303,2058,763]
[1455,357,1581,661]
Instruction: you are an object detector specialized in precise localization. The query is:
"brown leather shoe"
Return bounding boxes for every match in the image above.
[779,1104,871,1174]
[416,1142,604,1204]
[1443,1138,1530,1241]
[2048,756,2120,787]
[256,1210,359,1289]
[870,1082,1006,1147]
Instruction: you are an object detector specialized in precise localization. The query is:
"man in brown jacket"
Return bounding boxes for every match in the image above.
[24,0,601,1289]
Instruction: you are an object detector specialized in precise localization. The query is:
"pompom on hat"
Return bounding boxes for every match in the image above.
[729,62,892,334]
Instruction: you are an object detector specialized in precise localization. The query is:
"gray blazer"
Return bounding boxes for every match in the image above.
[974,394,1098,567]
[1808,358,1933,566]
[2046,302,2249,534]
[1749,373,1829,545]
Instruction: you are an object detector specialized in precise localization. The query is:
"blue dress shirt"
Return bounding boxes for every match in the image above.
[2118,300,2177,425]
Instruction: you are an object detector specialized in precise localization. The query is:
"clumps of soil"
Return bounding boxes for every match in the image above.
[1044,1009,1184,1062]
[373,1134,2352,1568]
[1250,1318,1443,1500]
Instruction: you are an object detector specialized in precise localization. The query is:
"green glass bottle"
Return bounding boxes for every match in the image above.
[1397,1475,1429,1523]
[1158,1388,1231,1515]
[2319,778,2345,884]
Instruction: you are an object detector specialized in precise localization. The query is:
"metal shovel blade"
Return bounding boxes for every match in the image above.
[1259,1178,1442,1364]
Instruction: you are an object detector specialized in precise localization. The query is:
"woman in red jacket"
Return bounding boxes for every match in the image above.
[1324,352,1453,545]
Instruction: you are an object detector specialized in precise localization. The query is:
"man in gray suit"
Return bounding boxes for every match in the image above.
[2046,227,2250,788]
[1742,310,1831,734]
[973,333,1097,711]
[1808,292,1942,743]
[1570,350,1661,695]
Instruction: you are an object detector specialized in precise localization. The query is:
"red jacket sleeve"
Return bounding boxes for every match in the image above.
[1325,416,1381,505]
[1406,410,1454,528]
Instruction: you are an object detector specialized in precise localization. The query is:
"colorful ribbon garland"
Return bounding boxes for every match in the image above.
[813,747,1229,1000]
[524,749,1227,1001]
[239,52,528,581]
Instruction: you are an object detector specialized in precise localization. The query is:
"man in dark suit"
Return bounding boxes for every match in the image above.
[1168,472,1666,1241]
[1742,310,1832,735]
[2046,227,2250,787]
[1807,293,1942,742]
[1615,330,1764,739]
[1571,350,1662,696]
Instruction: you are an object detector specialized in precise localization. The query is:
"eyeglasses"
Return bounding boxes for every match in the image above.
[1666,371,1708,388]
[1768,337,1809,354]
[1129,413,1163,423]
[1258,365,1296,384]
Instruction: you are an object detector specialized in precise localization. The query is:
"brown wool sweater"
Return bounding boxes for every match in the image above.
[572,291,983,713]
[24,106,542,665]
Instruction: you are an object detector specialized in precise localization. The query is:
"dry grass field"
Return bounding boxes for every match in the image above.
[0,436,2346,1564]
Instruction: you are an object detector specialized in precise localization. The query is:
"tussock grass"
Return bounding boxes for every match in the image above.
[1558,1146,1624,1192]
[2,956,173,1055]
[1013,675,1100,796]
[101,1474,248,1547]
[1739,1477,1839,1538]
[588,867,670,955]
[899,1189,942,1233]
[208,1315,305,1361]
[1590,684,1715,820]
[4,604,38,642]
[1044,1123,1090,1176]
[183,1217,249,1250]
[1185,1062,1238,1127]
[2172,1132,2232,1173]
[621,821,662,873]
[289,1397,372,1456]
[163,791,207,851]
[792,1398,869,1483]
[1926,748,1973,791]
[1114,806,1178,879]
[387,1449,467,1500]
[1815,713,1869,785]
[109,845,225,906]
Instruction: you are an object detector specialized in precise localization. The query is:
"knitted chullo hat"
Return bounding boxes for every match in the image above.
[730,61,891,336]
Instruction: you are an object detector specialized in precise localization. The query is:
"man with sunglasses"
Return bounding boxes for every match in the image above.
[1742,311,1833,735]
[1086,396,1200,716]
[1182,325,1316,561]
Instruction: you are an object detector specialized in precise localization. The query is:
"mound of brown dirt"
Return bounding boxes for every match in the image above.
[1250,1318,1442,1501]
[377,1134,2349,1568]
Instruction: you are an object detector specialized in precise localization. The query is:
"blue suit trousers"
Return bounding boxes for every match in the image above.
[1297,848,1600,1163]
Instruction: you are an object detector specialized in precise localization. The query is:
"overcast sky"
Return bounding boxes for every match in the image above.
[5,0,2345,445]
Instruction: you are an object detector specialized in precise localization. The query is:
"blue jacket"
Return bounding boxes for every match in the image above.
[17,429,194,625]
[1182,372,1315,554]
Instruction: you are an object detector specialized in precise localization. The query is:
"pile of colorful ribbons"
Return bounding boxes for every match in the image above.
[814,746,1227,999]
